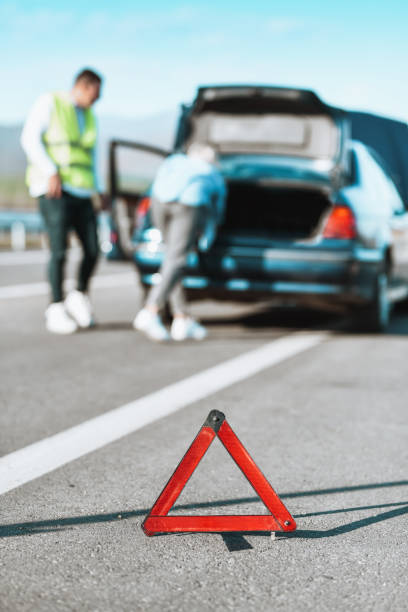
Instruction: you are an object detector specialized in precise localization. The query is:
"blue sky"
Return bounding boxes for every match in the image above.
[1,0,408,124]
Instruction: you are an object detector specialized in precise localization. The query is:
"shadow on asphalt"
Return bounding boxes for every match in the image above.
[200,304,341,332]
[2,480,407,551]
[93,322,134,331]
[64,304,408,336]
[201,304,408,337]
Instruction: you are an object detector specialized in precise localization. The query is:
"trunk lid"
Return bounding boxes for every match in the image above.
[186,86,351,186]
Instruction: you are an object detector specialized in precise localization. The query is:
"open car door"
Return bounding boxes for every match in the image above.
[109,139,170,258]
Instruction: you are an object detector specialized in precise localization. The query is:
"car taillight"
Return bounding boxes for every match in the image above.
[322,205,356,239]
[136,196,150,220]
[110,231,118,244]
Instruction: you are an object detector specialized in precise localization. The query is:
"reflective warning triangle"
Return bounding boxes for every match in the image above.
[142,410,296,535]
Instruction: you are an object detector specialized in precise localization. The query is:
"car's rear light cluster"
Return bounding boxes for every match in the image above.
[322,205,356,239]
[136,196,151,228]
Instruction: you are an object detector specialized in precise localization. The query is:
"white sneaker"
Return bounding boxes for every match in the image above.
[170,317,208,341]
[45,303,77,335]
[133,308,170,342]
[65,290,94,328]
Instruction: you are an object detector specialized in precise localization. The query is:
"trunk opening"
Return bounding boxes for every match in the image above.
[220,181,332,240]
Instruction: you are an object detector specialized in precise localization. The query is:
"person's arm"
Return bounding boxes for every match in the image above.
[92,131,104,194]
[90,139,110,209]
[214,174,226,225]
[197,175,226,252]
[20,93,61,198]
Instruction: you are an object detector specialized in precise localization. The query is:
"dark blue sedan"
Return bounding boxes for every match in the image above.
[106,86,408,331]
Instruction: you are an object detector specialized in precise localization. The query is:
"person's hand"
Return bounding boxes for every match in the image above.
[46,173,62,199]
[198,223,216,252]
[92,192,110,210]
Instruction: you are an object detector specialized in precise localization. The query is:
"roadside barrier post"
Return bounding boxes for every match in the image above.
[11,221,26,251]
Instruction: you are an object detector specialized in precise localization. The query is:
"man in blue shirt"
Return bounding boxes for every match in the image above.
[134,143,226,342]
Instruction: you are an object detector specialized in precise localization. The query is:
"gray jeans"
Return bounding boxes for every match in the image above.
[146,199,206,315]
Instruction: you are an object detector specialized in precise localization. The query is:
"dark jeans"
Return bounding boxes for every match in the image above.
[39,192,99,302]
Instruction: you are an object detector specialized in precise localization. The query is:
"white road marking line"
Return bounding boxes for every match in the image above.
[0,332,327,496]
[0,273,135,300]
[0,249,81,266]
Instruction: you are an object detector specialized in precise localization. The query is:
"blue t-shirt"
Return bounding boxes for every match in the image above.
[151,153,226,222]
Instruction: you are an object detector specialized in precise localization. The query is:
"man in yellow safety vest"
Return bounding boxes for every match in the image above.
[21,68,103,334]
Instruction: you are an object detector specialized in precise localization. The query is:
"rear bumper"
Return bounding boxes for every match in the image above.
[133,243,384,306]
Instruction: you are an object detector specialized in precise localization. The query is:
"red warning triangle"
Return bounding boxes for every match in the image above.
[142,410,296,535]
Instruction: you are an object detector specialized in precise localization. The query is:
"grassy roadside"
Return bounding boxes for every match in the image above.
[0,176,34,210]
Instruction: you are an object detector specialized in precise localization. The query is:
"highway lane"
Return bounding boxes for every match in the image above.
[0,288,301,455]
[0,248,135,290]
[0,250,408,611]
[0,250,328,455]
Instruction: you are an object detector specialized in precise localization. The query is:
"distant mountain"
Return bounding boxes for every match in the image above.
[0,109,180,208]
[0,124,27,177]
[99,109,180,151]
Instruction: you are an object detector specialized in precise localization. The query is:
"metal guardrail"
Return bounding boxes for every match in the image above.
[0,210,44,250]
[0,210,44,232]
[0,210,111,251]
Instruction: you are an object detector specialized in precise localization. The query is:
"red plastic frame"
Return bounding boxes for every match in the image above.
[142,412,296,536]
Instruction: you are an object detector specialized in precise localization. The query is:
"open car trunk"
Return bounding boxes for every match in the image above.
[219,181,332,241]
[184,86,351,185]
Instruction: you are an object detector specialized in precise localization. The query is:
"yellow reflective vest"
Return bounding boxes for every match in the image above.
[27,92,97,190]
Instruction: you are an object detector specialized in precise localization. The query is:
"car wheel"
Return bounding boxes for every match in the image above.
[359,272,391,332]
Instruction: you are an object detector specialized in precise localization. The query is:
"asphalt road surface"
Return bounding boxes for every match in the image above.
[0,249,407,612]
